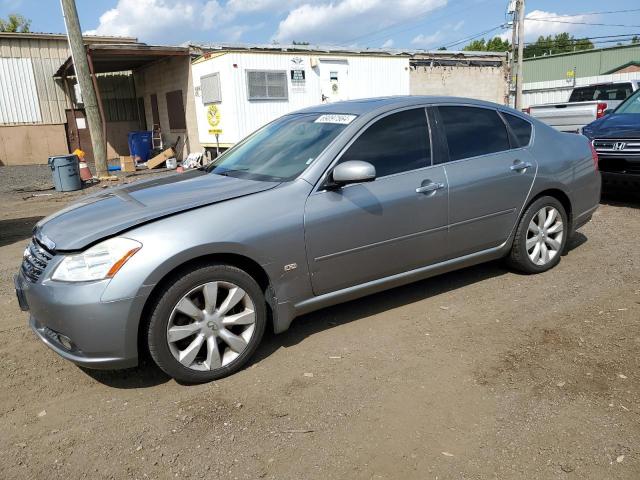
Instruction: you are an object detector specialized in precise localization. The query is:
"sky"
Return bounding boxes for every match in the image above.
[1,0,640,51]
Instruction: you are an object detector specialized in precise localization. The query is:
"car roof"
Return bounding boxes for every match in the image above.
[295,95,509,116]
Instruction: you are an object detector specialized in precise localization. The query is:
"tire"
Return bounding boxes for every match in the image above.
[507,196,569,274]
[147,263,267,383]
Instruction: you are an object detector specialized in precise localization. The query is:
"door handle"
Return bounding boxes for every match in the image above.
[416,182,445,194]
[510,161,532,172]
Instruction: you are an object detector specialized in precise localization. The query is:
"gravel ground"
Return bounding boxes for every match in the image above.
[0,170,638,479]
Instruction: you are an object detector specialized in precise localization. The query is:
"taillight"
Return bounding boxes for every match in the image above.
[589,141,599,171]
[596,102,608,118]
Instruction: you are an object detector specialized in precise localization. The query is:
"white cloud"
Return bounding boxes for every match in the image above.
[382,39,394,48]
[86,0,235,42]
[452,20,464,31]
[499,9,593,41]
[411,31,442,48]
[273,0,447,44]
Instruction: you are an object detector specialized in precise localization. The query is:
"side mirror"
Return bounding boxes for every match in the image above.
[330,160,376,187]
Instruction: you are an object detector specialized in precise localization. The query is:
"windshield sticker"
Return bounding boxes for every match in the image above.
[315,114,356,125]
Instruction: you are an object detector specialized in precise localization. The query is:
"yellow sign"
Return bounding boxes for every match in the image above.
[207,104,221,128]
[208,128,223,135]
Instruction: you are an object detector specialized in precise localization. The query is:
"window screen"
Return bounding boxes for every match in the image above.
[165,90,186,130]
[201,73,221,104]
[503,112,532,147]
[246,70,288,100]
[438,106,510,161]
[339,108,430,177]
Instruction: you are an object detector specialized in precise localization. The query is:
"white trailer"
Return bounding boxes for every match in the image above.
[191,45,410,150]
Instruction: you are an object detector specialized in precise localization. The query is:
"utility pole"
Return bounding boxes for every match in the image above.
[508,0,518,106]
[60,0,108,177]
[515,0,526,110]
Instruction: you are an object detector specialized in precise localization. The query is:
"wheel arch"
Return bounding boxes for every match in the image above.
[526,188,573,231]
[137,253,275,360]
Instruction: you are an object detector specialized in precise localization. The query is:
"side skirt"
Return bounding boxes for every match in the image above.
[272,240,512,333]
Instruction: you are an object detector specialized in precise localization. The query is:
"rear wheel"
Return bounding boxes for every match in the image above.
[507,196,568,274]
[147,264,266,383]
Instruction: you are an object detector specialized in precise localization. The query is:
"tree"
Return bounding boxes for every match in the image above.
[632,35,640,44]
[292,41,310,45]
[0,14,31,33]
[463,37,510,52]
[523,33,594,58]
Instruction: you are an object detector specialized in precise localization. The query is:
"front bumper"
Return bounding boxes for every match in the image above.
[600,171,640,189]
[15,270,146,370]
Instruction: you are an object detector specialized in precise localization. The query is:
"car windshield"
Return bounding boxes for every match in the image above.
[613,89,640,114]
[207,113,355,182]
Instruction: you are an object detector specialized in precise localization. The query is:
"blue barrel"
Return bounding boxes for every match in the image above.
[128,131,153,162]
[48,155,82,192]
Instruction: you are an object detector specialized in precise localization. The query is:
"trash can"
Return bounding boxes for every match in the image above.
[48,155,82,192]
[128,131,153,162]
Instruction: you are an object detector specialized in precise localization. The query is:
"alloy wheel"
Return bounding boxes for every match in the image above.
[166,281,256,371]
[526,206,564,266]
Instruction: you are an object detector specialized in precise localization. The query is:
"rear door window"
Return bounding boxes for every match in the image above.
[502,112,533,147]
[438,106,510,161]
[569,83,633,102]
[339,108,430,177]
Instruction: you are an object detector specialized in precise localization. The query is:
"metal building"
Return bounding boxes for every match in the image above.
[522,43,640,83]
[0,32,139,166]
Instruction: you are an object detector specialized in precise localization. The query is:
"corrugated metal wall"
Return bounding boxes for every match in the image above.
[0,58,42,123]
[522,71,640,108]
[523,44,640,83]
[0,36,139,126]
[0,36,70,124]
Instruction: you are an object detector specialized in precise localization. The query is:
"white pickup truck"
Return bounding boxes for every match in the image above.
[527,81,640,133]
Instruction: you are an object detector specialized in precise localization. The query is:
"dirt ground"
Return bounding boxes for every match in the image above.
[0,167,639,479]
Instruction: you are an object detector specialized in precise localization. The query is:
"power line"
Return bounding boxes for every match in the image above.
[436,25,506,50]
[523,33,640,46]
[527,18,640,28]
[538,8,640,19]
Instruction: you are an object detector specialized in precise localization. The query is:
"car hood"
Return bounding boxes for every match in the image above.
[584,114,640,139]
[35,170,279,251]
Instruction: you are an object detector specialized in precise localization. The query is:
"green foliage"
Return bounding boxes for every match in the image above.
[463,37,510,52]
[0,13,31,33]
[523,33,594,58]
[632,35,640,44]
[292,41,310,45]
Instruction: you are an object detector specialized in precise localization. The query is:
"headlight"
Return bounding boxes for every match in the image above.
[51,237,142,282]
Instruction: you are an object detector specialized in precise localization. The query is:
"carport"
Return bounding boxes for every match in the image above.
[54,43,197,163]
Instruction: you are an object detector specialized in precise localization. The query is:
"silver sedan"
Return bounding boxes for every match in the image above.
[16,96,601,383]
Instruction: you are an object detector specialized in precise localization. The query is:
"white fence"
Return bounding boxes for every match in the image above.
[521,71,640,108]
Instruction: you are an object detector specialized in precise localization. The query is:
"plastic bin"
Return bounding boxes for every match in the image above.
[48,155,82,192]
[127,131,153,162]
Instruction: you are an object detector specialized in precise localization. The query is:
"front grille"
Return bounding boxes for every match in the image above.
[593,138,640,157]
[21,238,54,283]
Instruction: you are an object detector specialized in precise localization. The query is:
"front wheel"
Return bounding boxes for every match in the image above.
[147,264,267,383]
[507,196,568,274]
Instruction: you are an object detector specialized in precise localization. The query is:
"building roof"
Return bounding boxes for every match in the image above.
[190,42,507,59]
[0,31,138,43]
[54,43,191,77]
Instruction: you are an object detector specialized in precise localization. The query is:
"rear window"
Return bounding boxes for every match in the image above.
[438,106,510,161]
[503,113,532,147]
[569,83,633,102]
